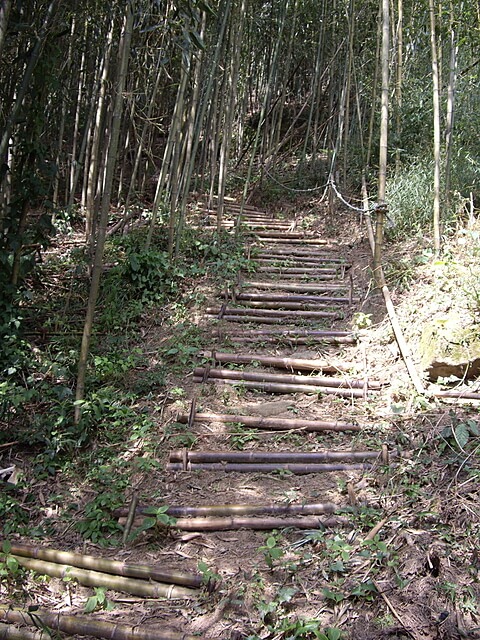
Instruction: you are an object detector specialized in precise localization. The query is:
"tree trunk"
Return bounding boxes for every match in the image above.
[75,3,134,424]
[429,0,442,254]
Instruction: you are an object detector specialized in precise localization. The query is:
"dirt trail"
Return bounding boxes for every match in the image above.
[154,203,393,637]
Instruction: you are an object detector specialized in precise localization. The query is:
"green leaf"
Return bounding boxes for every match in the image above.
[2,540,12,554]
[277,586,297,603]
[466,420,479,436]
[326,629,343,640]
[454,423,470,450]
[266,536,277,549]
[84,596,98,613]
[6,556,18,572]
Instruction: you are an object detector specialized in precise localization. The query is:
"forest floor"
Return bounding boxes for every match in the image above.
[1,197,480,640]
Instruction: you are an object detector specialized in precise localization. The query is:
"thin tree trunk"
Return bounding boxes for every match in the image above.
[429,0,442,254]
[444,0,459,208]
[75,3,134,424]
[373,0,389,287]
[0,0,12,65]
[394,0,403,173]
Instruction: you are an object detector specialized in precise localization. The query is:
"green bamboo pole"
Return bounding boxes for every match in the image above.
[12,557,197,599]
[0,609,198,640]
[4,543,202,588]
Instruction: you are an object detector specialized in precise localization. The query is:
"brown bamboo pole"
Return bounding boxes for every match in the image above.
[120,516,348,531]
[232,300,344,310]
[255,249,342,258]
[193,378,366,397]
[252,272,340,281]
[5,544,202,589]
[202,351,353,372]
[255,267,338,274]
[177,412,361,432]
[206,307,343,319]
[167,462,371,474]
[432,389,480,400]
[215,328,352,337]
[226,336,355,346]
[217,315,344,325]
[11,557,197,599]
[194,367,381,389]
[169,450,381,463]
[0,609,197,640]
[241,281,350,292]
[235,293,353,303]
[116,502,338,518]
[256,238,335,245]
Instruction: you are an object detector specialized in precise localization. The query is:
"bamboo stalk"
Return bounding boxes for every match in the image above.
[0,623,50,640]
[169,450,381,463]
[235,293,354,303]
[120,516,349,531]
[252,272,340,281]
[230,300,344,310]
[206,307,342,319]
[433,389,480,400]
[241,281,350,292]
[193,367,381,389]
[177,412,360,431]
[5,544,202,589]
[0,609,197,640]
[193,377,366,397]
[11,557,197,599]
[214,328,353,336]
[227,336,353,346]
[255,266,338,274]
[201,351,353,372]
[218,314,343,324]
[167,461,371,473]
[116,502,339,518]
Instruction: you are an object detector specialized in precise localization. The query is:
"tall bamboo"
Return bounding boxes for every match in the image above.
[75,3,134,423]
[429,0,442,253]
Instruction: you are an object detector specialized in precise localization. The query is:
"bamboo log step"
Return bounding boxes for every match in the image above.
[200,351,355,372]
[255,266,339,274]
[169,449,384,463]
[251,272,341,281]
[241,280,351,292]
[228,335,353,345]
[256,237,337,245]
[5,543,202,588]
[116,502,339,518]
[206,307,343,319]
[235,292,355,304]
[193,377,367,397]
[253,257,346,267]
[193,367,381,389]
[216,315,343,325]
[255,250,343,259]
[229,300,345,310]
[217,328,354,337]
[0,608,198,640]
[167,461,372,473]
[120,515,349,530]
[177,412,361,432]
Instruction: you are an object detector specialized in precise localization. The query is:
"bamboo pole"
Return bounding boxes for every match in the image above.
[169,450,382,463]
[231,300,344,310]
[116,502,339,518]
[255,267,338,274]
[193,378,366,397]
[201,351,353,372]
[206,307,343,319]
[213,328,353,337]
[433,389,480,400]
[216,315,344,325]
[167,462,372,474]
[5,544,202,589]
[193,367,381,389]
[11,557,197,599]
[235,293,354,303]
[223,336,355,346]
[0,623,50,640]
[0,609,197,640]
[241,281,349,292]
[177,412,361,432]
[120,516,349,531]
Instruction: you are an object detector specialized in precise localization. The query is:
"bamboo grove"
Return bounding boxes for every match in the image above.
[1,0,479,411]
